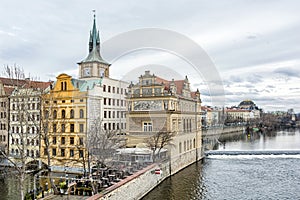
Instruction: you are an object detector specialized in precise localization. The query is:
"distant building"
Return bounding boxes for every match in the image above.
[238,100,257,110]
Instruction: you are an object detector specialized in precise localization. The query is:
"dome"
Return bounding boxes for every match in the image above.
[238,100,256,109]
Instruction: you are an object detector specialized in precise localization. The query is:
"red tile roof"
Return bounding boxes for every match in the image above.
[0,77,52,95]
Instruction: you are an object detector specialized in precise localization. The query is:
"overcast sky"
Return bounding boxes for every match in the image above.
[0,0,299,112]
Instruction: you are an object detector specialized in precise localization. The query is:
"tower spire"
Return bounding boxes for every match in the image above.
[80,10,109,65]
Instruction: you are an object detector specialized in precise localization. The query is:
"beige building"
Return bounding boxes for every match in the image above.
[126,71,202,163]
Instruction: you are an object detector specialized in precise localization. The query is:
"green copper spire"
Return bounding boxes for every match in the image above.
[80,11,109,65]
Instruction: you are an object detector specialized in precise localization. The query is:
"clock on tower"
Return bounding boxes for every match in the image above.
[84,68,91,76]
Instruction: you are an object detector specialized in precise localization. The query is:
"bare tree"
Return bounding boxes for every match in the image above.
[0,65,51,199]
[87,117,126,193]
[144,131,176,162]
[40,92,74,195]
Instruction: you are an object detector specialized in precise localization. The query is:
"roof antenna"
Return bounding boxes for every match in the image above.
[92,9,96,18]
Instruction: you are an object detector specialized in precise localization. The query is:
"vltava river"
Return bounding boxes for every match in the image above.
[142,129,300,200]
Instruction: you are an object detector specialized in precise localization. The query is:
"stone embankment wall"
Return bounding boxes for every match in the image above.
[87,149,202,200]
[87,163,169,200]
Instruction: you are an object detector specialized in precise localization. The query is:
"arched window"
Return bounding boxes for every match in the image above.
[70,109,74,118]
[44,110,49,119]
[61,110,66,118]
[64,82,67,90]
[79,109,84,118]
[53,110,57,119]
[61,82,64,90]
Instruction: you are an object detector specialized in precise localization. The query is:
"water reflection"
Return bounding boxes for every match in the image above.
[143,129,300,200]
[141,161,205,200]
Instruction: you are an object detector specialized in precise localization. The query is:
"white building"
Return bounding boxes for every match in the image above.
[77,15,128,135]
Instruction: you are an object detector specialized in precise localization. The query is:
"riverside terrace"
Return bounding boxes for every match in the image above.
[37,148,167,198]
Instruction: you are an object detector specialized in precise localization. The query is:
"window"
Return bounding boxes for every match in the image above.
[53,124,57,133]
[61,137,65,145]
[108,98,111,105]
[44,148,47,156]
[79,109,84,118]
[79,150,84,158]
[61,124,65,133]
[70,149,74,157]
[117,88,119,94]
[70,137,74,145]
[143,122,153,132]
[109,111,111,118]
[70,109,74,118]
[104,111,107,118]
[52,148,56,156]
[44,110,49,119]
[103,85,106,92]
[112,87,115,93]
[79,137,84,145]
[53,137,57,144]
[104,98,107,105]
[61,110,66,118]
[53,110,57,119]
[108,86,111,92]
[80,99,84,102]
[79,124,84,132]
[61,149,65,157]
[104,123,107,130]
[70,124,75,132]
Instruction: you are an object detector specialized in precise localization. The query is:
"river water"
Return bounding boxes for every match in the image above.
[142,129,300,200]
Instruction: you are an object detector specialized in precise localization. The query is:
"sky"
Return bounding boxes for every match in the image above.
[0,0,299,112]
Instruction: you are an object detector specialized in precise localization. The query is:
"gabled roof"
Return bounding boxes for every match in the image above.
[0,77,52,95]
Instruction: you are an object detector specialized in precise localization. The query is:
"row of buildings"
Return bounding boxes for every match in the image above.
[201,100,261,127]
[0,15,260,174]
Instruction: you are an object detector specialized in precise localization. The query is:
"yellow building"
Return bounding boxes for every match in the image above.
[41,74,89,173]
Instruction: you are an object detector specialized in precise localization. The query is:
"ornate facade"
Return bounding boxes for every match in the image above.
[126,71,202,161]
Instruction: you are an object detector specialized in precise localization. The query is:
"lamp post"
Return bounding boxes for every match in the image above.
[65,166,68,186]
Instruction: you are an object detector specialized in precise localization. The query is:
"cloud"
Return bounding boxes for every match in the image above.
[274,67,300,78]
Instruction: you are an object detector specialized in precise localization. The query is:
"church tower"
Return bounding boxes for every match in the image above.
[78,14,110,79]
